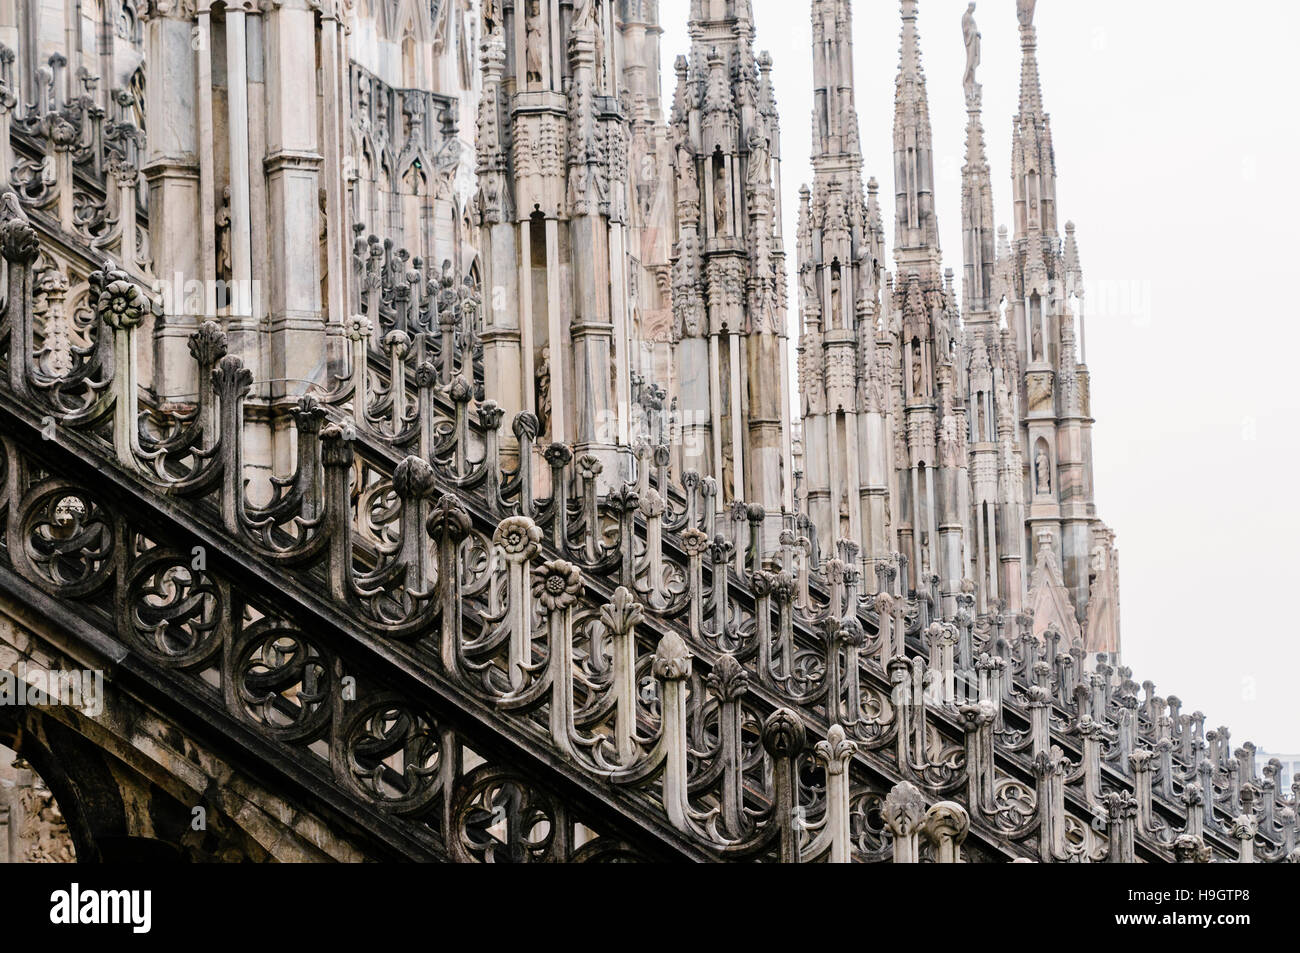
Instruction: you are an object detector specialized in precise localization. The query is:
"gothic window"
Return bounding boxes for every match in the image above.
[379,159,396,239]
[402,31,420,88]
[117,1,143,45]
[400,161,427,260]
[128,63,146,134]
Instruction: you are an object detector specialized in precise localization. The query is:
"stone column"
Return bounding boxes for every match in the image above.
[708,329,724,503]
[609,220,631,451]
[318,0,350,375]
[544,216,565,442]
[195,10,217,292]
[0,1,15,59]
[225,5,255,313]
[803,407,831,554]
[570,212,616,470]
[0,2,17,190]
[567,25,618,480]
[679,332,711,478]
[141,2,201,401]
[519,216,536,419]
[728,331,744,500]
[262,0,325,427]
[746,328,784,514]
[477,27,522,459]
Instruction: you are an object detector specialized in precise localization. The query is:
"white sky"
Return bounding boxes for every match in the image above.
[659,0,1300,752]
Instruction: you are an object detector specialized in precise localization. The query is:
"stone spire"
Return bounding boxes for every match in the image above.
[893,0,941,269]
[1011,0,1058,242]
[811,0,861,165]
[797,0,889,572]
[475,1,674,487]
[884,0,961,594]
[960,3,995,319]
[958,3,1019,615]
[995,1,1119,658]
[668,0,793,538]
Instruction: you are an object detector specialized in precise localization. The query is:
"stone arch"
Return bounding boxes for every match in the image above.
[1,708,131,862]
[0,607,345,863]
[0,697,295,862]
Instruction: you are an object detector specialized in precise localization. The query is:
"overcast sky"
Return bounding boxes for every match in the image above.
[659,0,1300,752]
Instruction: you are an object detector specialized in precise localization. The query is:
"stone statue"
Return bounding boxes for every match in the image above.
[676,148,699,208]
[746,127,770,191]
[962,4,980,101]
[525,1,546,89]
[456,0,475,88]
[799,263,818,318]
[18,779,75,863]
[1017,0,1036,28]
[934,304,951,359]
[829,269,842,329]
[865,351,887,414]
[911,341,923,395]
[573,0,600,32]
[592,3,608,91]
[318,187,329,317]
[839,489,851,539]
[939,413,960,468]
[713,164,728,234]
[215,185,232,282]
[1035,449,1052,494]
[536,345,552,437]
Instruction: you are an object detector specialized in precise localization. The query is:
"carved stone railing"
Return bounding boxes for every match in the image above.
[335,227,1295,863]
[1,46,149,279]
[1,193,1296,862]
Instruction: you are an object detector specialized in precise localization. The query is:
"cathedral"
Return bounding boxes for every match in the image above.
[0,0,1291,864]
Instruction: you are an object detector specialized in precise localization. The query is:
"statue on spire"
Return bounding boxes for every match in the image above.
[573,0,600,32]
[962,4,981,104]
[1017,0,1036,28]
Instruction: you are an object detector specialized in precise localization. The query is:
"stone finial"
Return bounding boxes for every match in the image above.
[531,560,581,615]
[493,515,541,562]
[652,632,693,681]
[814,724,857,777]
[762,708,807,760]
[882,781,927,838]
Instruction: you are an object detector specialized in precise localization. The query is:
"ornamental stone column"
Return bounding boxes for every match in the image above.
[141,0,202,402]
[262,0,325,476]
